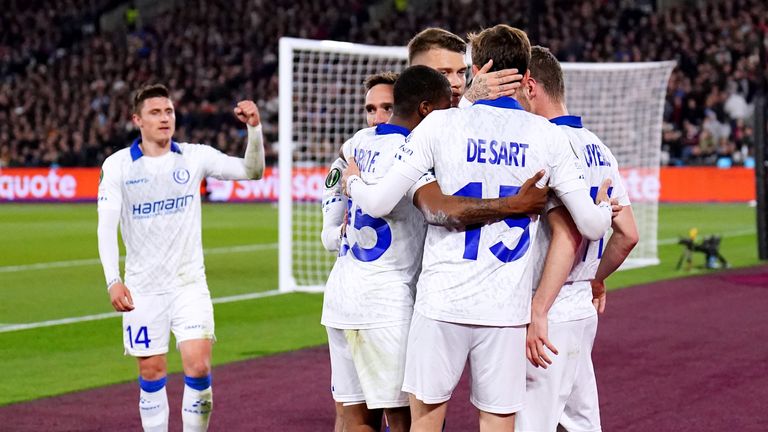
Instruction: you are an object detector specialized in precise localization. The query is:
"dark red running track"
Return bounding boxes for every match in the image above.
[3,266,768,431]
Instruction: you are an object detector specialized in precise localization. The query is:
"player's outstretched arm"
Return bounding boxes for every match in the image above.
[527,206,581,369]
[559,179,616,241]
[233,100,265,179]
[591,205,639,313]
[412,171,549,229]
[462,59,523,104]
[320,157,348,252]
[342,157,419,218]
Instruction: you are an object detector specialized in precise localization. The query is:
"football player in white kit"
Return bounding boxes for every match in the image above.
[343,26,614,432]
[322,71,398,432]
[515,46,639,432]
[323,65,551,432]
[97,84,265,432]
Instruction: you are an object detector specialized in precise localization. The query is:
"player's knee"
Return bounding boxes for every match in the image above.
[184,357,211,378]
[138,356,167,380]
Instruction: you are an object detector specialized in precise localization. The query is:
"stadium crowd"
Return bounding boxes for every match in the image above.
[0,0,765,168]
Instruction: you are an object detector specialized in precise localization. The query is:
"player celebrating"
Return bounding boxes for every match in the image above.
[324,65,551,432]
[321,70,398,432]
[515,46,639,432]
[343,25,614,432]
[97,84,265,432]
[408,27,524,107]
[364,72,398,128]
[322,71,399,254]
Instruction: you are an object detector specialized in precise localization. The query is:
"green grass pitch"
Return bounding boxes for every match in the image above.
[0,202,761,405]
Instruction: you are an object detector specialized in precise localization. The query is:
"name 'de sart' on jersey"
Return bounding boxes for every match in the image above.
[466,137,529,167]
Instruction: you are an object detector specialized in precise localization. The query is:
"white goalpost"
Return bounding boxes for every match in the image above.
[278,36,674,293]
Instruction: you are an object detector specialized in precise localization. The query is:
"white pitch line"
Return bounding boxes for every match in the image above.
[657,228,756,246]
[0,289,283,333]
[0,242,278,273]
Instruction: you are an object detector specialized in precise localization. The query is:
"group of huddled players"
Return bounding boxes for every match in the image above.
[320,25,639,432]
[95,21,638,432]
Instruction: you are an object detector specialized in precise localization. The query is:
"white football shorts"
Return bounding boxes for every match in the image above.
[122,282,215,357]
[516,314,601,432]
[402,311,526,414]
[327,323,410,409]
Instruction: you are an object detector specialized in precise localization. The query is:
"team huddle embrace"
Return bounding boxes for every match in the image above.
[320,25,638,432]
[96,22,638,432]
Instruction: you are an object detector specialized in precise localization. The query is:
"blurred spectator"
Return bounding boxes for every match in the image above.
[0,0,765,167]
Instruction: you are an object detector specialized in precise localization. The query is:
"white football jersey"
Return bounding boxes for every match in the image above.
[98,140,242,294]
[321,124,434,329]
[395,97,587,326]
[531,116,631,323]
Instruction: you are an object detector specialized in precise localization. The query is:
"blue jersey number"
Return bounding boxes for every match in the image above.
[584,186,614,260]
[126,325,151,349]
[338,199,392,262]
[453,182,531,262]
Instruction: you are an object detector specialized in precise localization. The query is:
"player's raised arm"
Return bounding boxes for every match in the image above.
[412,170,549,229]
[202,100,265,181]
[233,100,266,179]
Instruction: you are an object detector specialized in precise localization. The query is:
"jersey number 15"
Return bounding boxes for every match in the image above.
[453,182,531,262]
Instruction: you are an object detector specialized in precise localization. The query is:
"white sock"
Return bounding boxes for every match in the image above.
[182,375,213,432]
[138,376,169,432]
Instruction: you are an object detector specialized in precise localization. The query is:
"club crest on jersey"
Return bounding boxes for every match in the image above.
[325,168,341,188]
[173,168,190,184]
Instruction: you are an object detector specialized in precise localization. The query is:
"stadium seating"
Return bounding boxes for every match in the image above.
[0,0,764,168]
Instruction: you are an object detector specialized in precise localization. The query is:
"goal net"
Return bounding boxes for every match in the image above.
[278,36,674,292]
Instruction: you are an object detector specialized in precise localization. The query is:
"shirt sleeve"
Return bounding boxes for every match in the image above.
[321,157,348,251]
[547,128,588,197]
[604,146,631,206]
[200,145,250,180]
[97,156,123,211]
[97,208,121,287]
[393,111,442,179]
[406,169,436,201]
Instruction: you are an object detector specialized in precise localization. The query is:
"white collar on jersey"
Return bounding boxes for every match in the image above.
[130,138,182,161]
[550,115,583,128]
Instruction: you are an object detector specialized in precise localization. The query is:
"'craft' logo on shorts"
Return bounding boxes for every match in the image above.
[173,168,190,184]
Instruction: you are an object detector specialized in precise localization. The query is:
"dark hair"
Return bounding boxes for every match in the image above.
[132,84,170,114]
[529,46,565,102]
[363,71,399,91]
[468,24,531,75]
[408,28,466,64]
[393,65,451,116]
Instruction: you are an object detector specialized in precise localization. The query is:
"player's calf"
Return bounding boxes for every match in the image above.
[138,375,169,432]
[182,374,213,432]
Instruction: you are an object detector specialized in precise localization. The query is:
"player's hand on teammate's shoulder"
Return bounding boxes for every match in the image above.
[234,100,261,127]
[341,158,361,196]
[465,59,524,103]
[108,282,135,312]
[591,280,607,314]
